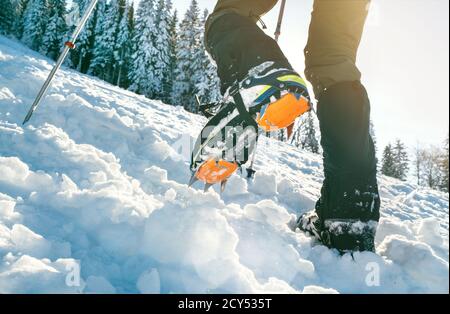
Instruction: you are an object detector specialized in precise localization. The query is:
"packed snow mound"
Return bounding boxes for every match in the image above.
[0,36,448,294]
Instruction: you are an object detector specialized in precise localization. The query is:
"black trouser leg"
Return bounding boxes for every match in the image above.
[205,11,291,93]
[316,81,380,222]
[305,0,380,222]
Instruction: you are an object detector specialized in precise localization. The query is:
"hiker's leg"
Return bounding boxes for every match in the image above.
[304,0,370,96]
[305,0,380,227]
[205,0,291,93]
[209,0,278,24]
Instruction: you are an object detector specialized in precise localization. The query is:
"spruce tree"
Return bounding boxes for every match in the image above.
[13,0,30,38]
[89,0,122,82]
[381,144,396,178]
[128,0,158,97]
[67,0,97,73]
[291,120,302,148]
[193,9,210,104]
[195,9,221,105]
[277,129,287,142]
[171,0,201,112]
[300,111,320,154]
[0,0,15,35]
[90,0,108,54]
[439,135,449,192]
[66,0,82,68]
[22,0,49,50]
[115,0,134,87]
[152,0,173,99]
[204,59,221,103]
[40,0,67,60]
[125,2,135,87]
[370,120,377,153]
[393,139,409,181]
[166,9,178,103]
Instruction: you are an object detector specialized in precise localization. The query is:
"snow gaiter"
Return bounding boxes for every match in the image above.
[205,12,292,93]
[316,81,380,223]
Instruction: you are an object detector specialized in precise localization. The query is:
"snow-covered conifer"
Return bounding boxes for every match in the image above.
[89,0,121,81]
[67,0,97,72]
[12,0,30,38]
[393,139,409,181]
[300,112,320,154]
[165,9,178,103]
[152,0,172,99]
[194,9,221,105]
[171,0,201,112]
[21,0,48,50]
[382,144,396,178]
[128,0,158,97]
[0,0,16,35]
[115,0,134,87]
[40,0,67,60]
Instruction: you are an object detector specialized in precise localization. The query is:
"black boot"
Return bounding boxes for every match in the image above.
[297,203,379,253]
[297,81,380,253]
[193,12,312,191]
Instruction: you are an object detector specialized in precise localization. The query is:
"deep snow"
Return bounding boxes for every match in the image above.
[0,36,448,294]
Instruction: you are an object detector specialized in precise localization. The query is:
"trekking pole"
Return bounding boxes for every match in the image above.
[247,1,287,179]
[22,0,99,125]
[275,0,287,42]
[246,138,259,179]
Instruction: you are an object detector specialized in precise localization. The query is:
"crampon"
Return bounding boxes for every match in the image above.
[190,68,311,192]
[189,159,238,192]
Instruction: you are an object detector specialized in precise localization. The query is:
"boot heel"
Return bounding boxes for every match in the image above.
[324,220,378,253]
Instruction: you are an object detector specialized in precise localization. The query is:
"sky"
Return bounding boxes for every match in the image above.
[168,0,449,153]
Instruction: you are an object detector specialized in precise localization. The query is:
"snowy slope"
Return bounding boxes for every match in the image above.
[0,36,448,294]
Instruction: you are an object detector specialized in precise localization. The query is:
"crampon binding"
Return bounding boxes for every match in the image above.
[190,68,311,192]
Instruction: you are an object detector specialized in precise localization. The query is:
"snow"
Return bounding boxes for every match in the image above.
[137,268,161,294]
[84,275,116,294]
[0,36,448,294]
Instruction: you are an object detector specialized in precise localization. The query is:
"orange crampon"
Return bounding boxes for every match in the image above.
[189,159,239,192]
[257,93,310,132]
[190,70,311,192]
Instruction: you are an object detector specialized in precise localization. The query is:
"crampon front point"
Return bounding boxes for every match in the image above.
[189,159,239,192]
